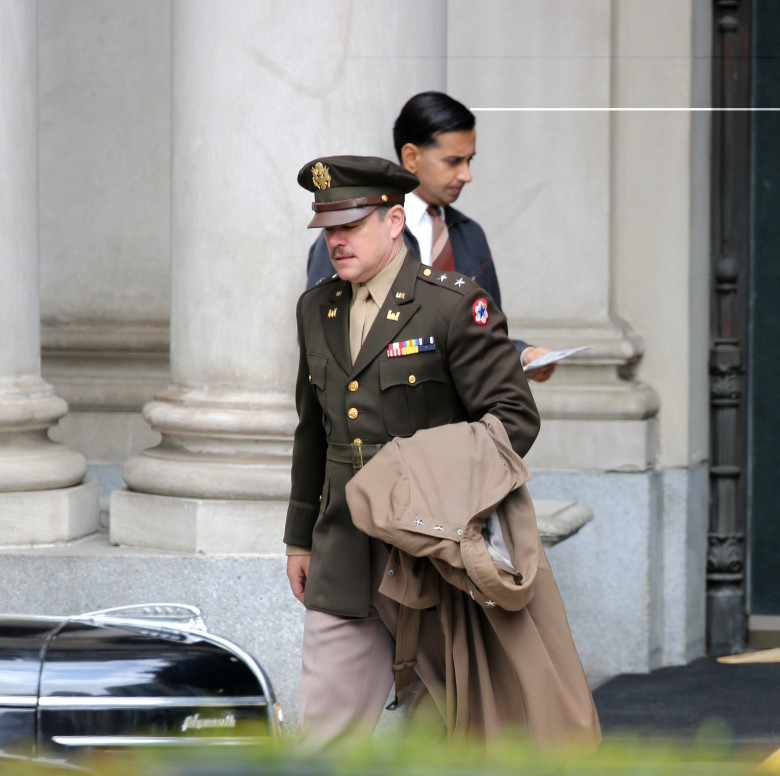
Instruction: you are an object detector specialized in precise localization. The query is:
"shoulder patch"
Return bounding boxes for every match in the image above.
[417,265,473,296]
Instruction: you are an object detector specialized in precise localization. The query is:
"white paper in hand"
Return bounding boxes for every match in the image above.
[523,346,590,373]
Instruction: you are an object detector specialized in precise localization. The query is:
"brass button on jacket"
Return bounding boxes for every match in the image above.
[408,375,416,384]
[348,380,359,392]
[348,407,358,420]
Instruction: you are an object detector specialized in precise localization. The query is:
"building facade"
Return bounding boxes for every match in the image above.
[1,0,775,721]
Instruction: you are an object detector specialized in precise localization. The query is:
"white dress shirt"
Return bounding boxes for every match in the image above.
[404,191,441,266]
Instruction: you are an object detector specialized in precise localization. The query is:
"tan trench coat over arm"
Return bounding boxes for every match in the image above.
[345,414,601,746]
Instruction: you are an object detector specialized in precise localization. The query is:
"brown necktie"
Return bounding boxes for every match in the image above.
[427,205,454,271]
[349,284,371,363]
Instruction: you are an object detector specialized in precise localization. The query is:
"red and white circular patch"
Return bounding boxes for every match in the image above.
[472,298,489,325]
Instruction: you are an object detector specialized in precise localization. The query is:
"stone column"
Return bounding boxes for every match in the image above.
[111,0,446,553]
[0,0,98,542]
[445,0,712,677]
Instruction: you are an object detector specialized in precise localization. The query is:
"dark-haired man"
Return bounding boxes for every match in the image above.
[287,155,540,746]
[305,91,555,381]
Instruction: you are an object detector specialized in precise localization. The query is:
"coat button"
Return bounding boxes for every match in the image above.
[348,380,359,391]
[387,569,395,577]
[423,268,432,276]
[408,375,416,384]
[308,375,312,382]
[353,438,362,445]
[348,407,358,419]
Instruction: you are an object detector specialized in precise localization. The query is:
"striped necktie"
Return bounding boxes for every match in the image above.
[427,205,455,271]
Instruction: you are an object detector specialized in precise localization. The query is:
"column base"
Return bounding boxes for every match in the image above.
[526,416,659,472]
[0,376,88,491]
[0,481,99,545]
[122,386,296,500]
[110,488,286,554]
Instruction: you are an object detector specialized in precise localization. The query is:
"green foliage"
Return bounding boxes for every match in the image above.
[0,722,770,776]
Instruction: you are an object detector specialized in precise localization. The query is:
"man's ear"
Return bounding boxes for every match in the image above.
[388,204,406,239]
[400,143,421,174]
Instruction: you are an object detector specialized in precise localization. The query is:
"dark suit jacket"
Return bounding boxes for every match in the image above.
[285,250,540,617]
[305,205,532,353]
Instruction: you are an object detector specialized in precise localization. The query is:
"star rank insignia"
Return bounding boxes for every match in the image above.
[433,525,444,532]
[454,277,465,287]
[414,518,424,527]
[438,273,448,282]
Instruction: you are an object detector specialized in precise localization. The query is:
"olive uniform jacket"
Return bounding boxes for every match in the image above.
[284,250,540,617]
[345,414,601,745]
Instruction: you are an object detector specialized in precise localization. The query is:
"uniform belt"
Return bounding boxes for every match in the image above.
[326,441,384,470]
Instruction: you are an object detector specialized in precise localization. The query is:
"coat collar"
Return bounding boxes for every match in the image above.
[443,204,470,227]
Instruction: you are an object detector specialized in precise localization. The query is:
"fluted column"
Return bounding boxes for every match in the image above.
[0,0,97,542]
[111,0,446,552]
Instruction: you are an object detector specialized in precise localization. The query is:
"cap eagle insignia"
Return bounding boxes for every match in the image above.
[311,162,331,190]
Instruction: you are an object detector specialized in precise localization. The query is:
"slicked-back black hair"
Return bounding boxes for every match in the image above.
[392,91,475,161]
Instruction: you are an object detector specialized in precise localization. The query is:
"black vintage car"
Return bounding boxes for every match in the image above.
[0,603,282,764]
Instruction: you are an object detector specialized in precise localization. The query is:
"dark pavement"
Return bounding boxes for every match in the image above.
[593,655,780,758]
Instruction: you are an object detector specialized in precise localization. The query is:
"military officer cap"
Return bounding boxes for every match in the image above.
[298,155,419,228]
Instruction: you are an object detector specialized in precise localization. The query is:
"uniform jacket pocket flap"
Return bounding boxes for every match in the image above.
[307,353,328,389]
[379,352,446,389]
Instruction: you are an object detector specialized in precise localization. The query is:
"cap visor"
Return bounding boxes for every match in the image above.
[307,205,378,228]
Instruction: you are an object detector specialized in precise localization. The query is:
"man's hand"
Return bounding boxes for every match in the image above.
[287,554,311,604]
[522,346,557,383]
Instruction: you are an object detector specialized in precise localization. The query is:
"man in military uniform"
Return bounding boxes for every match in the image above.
[285,155,540,746]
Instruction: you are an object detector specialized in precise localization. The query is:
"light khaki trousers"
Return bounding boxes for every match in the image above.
[298,540,445,748]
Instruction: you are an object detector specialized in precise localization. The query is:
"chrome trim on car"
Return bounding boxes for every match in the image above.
[67,601,277,725]
[51,735,259,748]
[39,696,269,710]
[0,696,37,708]
[190,631,278,718]
[71,603,207,632]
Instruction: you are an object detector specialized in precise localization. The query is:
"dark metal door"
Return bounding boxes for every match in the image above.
[708,0,752,655]
[748,0,780,617]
